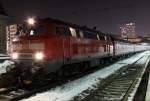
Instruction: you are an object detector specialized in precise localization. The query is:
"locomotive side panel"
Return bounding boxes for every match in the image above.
[43,36,64,73]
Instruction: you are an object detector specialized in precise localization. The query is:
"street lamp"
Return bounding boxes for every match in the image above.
[27,18,35,35]
[28,18,35,25]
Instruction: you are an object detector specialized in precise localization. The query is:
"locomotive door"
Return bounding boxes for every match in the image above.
[104,36,110,55]
[106,44,110,55]
[63,37,71,64]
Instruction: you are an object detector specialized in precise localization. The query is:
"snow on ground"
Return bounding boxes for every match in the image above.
[0,54,14,74]
[0,60,14,74]
[21,51,150,101]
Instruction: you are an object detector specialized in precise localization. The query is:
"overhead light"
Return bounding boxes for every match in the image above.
[28,18,35,25]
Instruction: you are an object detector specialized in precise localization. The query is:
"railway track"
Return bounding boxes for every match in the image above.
[0,87,27,101]
[0,53,148,101]
[0,83,59,101]
[0,56,119,101]
[96,69,139,101]
[78,55,150,101]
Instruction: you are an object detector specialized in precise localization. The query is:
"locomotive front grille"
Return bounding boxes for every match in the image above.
[18,53,33,59]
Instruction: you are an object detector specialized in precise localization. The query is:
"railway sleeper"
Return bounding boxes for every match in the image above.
[9,90,25,96]
[97,93,123,99]
[110,82,132,86]
[111,80,132,83]
[106,85,130,89]
[104,87,128,92]
[0,94,14,99]
[103,89,127,94]
[109,83,131,87]
[93,96,121,101]
[101,90,123,95]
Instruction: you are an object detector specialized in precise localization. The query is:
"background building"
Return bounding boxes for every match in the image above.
[6,24,17,54]
[0,3,7,53]
[119,22,143,42]
[120,22,137,39]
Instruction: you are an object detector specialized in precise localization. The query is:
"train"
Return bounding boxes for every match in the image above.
[6,18,149,85]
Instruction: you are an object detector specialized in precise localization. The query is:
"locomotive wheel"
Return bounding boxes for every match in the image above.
[100,60,104,65]
[57,64,80,78]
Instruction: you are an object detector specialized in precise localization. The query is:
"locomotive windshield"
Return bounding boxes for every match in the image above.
[16,24,45,36]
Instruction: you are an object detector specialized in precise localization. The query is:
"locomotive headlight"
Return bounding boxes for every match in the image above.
[12,53,18,59]
[35,52,44,60]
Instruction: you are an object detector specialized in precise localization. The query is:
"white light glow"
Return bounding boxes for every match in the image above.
[35,52,44,60]
[30,30,34,35]
[28,18,35,25]
[12,53,18,59]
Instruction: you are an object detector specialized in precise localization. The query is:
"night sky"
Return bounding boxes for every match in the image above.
[1,0,150,36]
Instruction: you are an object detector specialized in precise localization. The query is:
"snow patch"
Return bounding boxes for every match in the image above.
[0,60,14,74]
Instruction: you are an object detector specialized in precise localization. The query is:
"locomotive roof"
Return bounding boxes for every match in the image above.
[39,18,110,36]
[36,18,135,44]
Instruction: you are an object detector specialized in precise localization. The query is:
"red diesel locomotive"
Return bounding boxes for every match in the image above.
[10,18,149,85]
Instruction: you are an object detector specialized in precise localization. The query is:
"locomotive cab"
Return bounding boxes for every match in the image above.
[11,18,50,66]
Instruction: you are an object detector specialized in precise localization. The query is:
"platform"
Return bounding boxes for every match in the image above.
[145,73,150,101]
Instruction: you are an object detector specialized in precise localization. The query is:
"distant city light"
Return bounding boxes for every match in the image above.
[129,23,133,26]
[126,22,133,26]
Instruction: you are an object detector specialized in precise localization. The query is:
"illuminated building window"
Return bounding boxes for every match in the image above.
[120,22,136,39]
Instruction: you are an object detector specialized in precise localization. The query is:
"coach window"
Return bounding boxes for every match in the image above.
[84,31,97,39]
[37,25,45,34]
[55,26,71,36]
[69,27,77,37]
[75,29,81,38]
[108,37,112,43]
[104,36,107,41]
[55,26,59,34]
[79,30,84,38]
[97,34,100,40]
[64,27,71,36]
[98,33,104,40]
[55,26,64,35]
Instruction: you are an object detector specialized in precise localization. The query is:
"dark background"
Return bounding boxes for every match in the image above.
[1,0,150,36]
